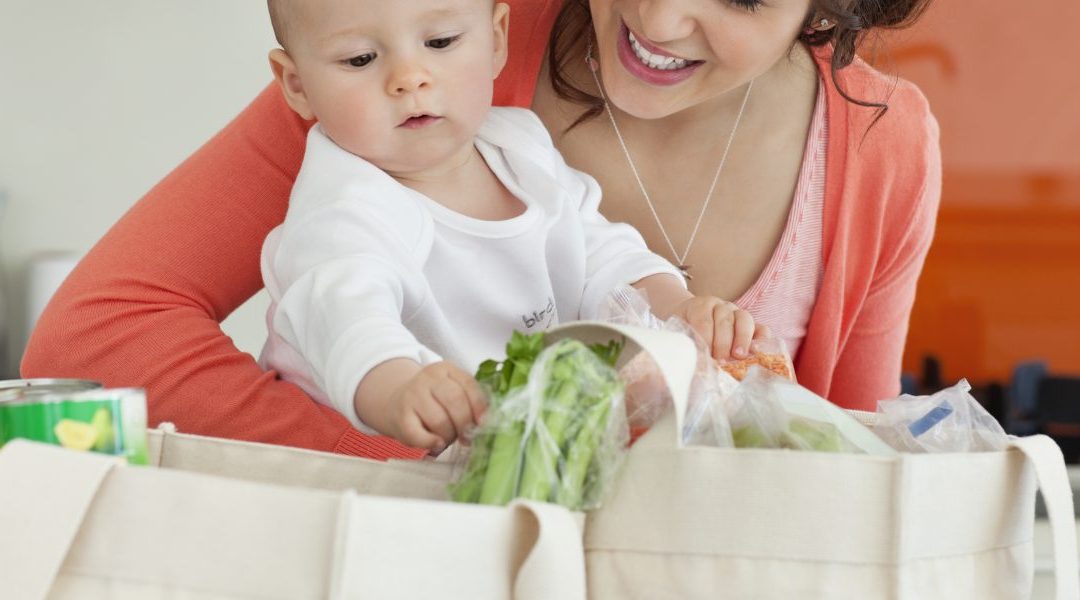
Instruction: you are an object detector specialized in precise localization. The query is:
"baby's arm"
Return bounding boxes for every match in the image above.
[354,359,486,455]
[527,107,757,359]
[633,274,756,360]
[262,150,456,441]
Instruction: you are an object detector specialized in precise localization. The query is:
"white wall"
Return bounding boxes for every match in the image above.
[0,2,279,377]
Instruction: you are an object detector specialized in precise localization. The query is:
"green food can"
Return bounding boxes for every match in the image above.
[0,386,149,465]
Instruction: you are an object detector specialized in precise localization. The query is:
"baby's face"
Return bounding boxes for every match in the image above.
[284,0,507,176]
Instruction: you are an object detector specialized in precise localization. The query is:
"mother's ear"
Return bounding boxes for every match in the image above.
[491,3,511,79]
[269,49,315,120]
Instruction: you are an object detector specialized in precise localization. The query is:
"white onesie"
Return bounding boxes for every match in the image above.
[259,107,682,432]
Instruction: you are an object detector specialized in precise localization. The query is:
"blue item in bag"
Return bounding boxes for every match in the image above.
[908,401,954,437]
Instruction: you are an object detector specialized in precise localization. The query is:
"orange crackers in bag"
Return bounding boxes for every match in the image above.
[717,338,796,382]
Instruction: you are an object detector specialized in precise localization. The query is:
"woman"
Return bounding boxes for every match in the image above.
[22,0,940,459]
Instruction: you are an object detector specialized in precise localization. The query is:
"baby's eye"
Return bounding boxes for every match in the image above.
[425,34,462,50]
[345,53,376,68]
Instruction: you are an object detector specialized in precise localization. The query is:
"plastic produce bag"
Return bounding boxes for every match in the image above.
[728,367,864,453]
[874,379,1009,453]
[598,286,736,447]
[448,331,629,511]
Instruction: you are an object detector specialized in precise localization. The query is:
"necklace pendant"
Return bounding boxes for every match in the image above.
[678,264,693,281]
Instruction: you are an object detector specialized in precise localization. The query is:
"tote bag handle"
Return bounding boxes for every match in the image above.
[1009,435,1080,600]
[0,440,122,600]
[546,321,698,448]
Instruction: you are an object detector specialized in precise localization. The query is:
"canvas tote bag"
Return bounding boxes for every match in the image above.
[0,321,685,600]
[0,438,586,599]
[4,320,1074,598]
[572,327,1080,600]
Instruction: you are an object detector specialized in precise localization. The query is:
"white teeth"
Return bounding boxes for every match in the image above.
[627,30,689,71]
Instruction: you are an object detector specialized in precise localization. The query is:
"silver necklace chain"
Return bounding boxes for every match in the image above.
[586,45,753,279]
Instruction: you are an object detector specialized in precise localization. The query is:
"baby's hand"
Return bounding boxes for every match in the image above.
[386,362,487,455]
[670,296,756,360]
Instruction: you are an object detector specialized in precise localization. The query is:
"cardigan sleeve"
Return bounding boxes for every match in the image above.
[20,83,423,459]
[827,110,943,411]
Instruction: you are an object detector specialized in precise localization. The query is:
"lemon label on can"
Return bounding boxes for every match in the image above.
[90,408,115,451]
[54,419,98,451]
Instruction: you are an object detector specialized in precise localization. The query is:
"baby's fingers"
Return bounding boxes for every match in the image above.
[683,303,715,353]
[432,379,476,444]
[709,303,736,359]
[400,411,447,455]
[447,368,488,428]
[731,309,755,358]
[415,399,456,453]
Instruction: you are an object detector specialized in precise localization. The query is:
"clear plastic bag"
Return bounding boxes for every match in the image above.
[598,286,736,447]
[874,379,1009,453]
[728,367,863,453]
[448,333,629,511]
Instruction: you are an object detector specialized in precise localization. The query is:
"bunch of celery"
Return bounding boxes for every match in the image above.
[449,331,626,510]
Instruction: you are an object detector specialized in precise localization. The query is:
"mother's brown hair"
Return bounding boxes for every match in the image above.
[549,0,935,129]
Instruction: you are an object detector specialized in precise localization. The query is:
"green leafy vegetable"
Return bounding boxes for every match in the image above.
[449,331,627,510]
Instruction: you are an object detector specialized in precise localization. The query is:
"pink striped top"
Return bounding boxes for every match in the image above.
[736,80,827,360]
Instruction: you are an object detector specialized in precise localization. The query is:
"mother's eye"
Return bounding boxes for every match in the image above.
[729,0,764,11]
[345,53,376,68]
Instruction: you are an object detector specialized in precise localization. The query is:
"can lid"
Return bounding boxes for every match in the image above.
[0,378,104,390]
[0,379,104,403]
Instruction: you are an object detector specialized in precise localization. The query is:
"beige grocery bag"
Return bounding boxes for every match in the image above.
[0,439,585,600]
[4,320,1076,599]
[0,321,685,600]
[574,326,1080,600]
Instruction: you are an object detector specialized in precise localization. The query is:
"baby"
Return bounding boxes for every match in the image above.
[259,0,756,454]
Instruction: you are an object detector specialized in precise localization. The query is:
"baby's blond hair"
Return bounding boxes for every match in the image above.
[266,0,292,49]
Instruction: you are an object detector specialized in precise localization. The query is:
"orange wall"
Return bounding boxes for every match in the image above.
[880,0,1080,172]
[877,2,1080,384]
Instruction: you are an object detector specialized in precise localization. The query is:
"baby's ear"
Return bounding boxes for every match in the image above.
[491,3,510,79]
[269,49,315,120]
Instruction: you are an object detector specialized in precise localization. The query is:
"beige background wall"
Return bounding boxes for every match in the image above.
[0,2,278,377]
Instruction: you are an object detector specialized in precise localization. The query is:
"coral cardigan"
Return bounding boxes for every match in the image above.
[21,0,941,459]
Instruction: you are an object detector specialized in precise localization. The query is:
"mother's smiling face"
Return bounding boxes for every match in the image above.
[588,0,813,119]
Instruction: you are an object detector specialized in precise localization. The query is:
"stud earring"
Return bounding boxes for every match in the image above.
[804,16,834,35]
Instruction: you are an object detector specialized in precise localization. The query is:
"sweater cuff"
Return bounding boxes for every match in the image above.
[333,427,427,460]
[581,255,685,320]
